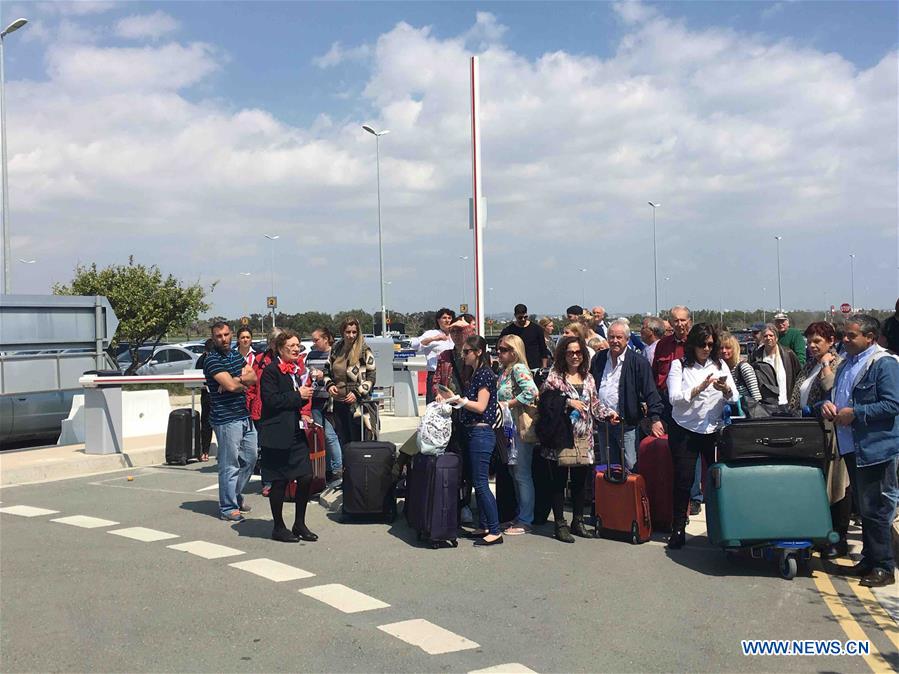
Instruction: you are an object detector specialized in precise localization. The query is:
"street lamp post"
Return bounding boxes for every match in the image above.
[648,202,660,315]
[239,272,252,320]
[1,17,28,295]
[264,234,278,328]
[578,268,588,308]
[362,124,390,336]
[459,255,469,308]
[662,276,671,314]
[849,254,856,309]
[774,235,783,311]
[762,286,767,323]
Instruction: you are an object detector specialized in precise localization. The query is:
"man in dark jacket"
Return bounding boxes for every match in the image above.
[591,320,664,471]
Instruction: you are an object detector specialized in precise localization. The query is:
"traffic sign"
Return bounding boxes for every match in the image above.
[840,303,852,315]
[267,296,278,308]
[240,316,250,326]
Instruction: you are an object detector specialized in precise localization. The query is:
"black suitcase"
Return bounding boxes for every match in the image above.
[406,453,461,548]
[341,441,397,521]
[165,408,201,465]
[718,418,826,462]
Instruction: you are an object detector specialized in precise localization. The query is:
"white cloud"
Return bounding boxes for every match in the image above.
[33,1,117,16]
[115,11,180,41]
[313,41,371,68]
[4,10,896,315]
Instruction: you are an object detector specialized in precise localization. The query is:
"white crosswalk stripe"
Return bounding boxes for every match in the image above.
[469,664,538,673]
[378,619,480,655]
[0,505,60,517]
[299,584,390,613]
[196,475,260,492]
[108,527,180,542]
[51,515,119,529]
[167,540,245,559]
[229,558,315,582]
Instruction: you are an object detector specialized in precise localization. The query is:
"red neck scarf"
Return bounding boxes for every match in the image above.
[278,357,302,376]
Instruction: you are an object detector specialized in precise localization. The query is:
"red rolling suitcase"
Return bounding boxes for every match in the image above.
[637,435,674,532]
[283,422,327,502]
[594,423,651,544]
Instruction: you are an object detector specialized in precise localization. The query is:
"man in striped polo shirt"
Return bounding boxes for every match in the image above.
[204,322,258,522]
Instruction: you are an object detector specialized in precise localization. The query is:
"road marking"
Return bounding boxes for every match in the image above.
[167,540,245,559]
[108,527,180,542]
[810,563,892,673]
[0,505,60,517]
[229,558,315,582]
[470,665,538,673]
[377,619,480,655]
[51,515,119,529]
[197,475,261,492]
[299,584,390,613]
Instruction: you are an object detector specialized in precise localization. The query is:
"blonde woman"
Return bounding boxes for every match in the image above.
[719,332,761,402]
[325,318,377,445]
[750,323,799,408]
[496,334,539,534]
[538,317,555,366]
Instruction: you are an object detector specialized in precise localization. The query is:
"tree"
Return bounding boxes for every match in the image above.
[53,258,212,374]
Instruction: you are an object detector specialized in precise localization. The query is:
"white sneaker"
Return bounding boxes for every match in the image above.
[460,506,474,524]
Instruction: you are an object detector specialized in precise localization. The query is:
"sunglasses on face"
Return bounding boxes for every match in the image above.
[566,350,583,358]
[497,346,513,354]
[700,341,714,349]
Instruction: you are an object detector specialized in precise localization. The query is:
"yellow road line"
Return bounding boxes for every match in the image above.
[810,564,893,673]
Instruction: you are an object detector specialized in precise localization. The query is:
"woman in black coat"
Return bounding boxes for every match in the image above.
[258,329,317,543]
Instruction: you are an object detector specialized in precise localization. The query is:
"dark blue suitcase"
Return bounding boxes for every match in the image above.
[405,453,460,548]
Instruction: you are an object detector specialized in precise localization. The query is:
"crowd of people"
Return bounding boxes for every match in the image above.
[198,299,899,588]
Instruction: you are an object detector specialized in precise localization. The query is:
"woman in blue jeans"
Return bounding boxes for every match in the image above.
[446,335,503,546]
[496,334,539,535]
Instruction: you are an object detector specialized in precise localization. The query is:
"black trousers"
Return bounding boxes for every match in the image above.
[199,390,213,454]
[425,370,436,405]
[550,463,590,524]
[332,401,362,447]
[668,420,718,530]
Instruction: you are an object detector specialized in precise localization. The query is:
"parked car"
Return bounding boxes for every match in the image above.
[117,345,199,375]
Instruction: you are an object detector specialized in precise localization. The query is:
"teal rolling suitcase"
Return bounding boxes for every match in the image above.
[706,461,837,548]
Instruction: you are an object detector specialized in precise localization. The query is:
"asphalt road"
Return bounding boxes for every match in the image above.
[1,462,896,673]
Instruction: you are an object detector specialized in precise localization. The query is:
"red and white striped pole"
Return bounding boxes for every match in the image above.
[469,56,485,336]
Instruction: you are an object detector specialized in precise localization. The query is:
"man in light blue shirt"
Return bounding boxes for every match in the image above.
[822,314,899,588]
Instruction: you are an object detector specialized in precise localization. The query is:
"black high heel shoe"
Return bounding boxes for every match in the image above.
[473,535,503,546]
[292,525,318,542]
[272,527,300,543]
[666,529,686,550]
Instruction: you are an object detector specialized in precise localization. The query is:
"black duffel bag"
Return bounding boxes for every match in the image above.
[718,417,826,462]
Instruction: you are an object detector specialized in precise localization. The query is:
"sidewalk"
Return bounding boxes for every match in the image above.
[0,403,422,488]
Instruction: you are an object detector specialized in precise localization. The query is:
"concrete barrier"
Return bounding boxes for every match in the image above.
[58,390,173,445]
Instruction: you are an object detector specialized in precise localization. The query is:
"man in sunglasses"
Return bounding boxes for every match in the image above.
[500,303,551,369]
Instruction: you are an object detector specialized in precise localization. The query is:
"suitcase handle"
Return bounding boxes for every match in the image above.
[756,436,804,447]
[602,421,629,485]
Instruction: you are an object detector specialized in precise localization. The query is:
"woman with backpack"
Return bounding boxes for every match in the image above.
[539,335,617,543]
[325,318,377,446]
[496,334,539,535]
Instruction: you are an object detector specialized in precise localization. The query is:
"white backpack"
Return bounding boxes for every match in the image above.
[416,401,454,455]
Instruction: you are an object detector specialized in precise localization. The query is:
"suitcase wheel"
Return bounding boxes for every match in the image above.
[779,552,798,580]
[450,539,458,548]
[593,517,603,538]
[179,458,188,466]
[430,541,440,550]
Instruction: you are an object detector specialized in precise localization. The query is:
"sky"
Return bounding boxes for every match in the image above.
[3,0,897,319]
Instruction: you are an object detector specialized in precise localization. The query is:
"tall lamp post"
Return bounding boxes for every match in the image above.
[849,254,856,309]
[648,202,660,315]
[774,235,783,311]
[239,272,252,320]
[1,17,28,295]
[362,124,390,336]
[578,268,588,308]
[264,234,278,328]
[459,255,469,308]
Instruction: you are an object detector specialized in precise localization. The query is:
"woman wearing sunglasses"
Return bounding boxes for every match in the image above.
[496,334,540,535]
[541,335,617,543]
[665,323,739,549]
[454,335,503,546]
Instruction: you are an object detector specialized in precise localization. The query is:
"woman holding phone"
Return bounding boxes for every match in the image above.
[666,323,738,549]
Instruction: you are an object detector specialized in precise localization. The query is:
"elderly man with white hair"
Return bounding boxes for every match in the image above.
[590,318,665,471]
[591,306,609,340]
